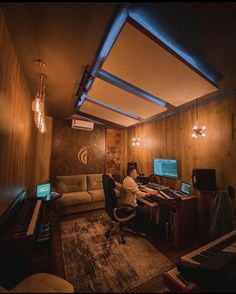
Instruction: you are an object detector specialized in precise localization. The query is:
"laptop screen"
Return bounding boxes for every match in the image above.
[180,182,191,195]
[36,183,51,199]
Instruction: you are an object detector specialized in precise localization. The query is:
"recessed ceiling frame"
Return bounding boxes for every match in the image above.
[75,3,219,121]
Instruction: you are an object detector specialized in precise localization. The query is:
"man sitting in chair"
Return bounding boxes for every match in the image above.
[123,167,155,237]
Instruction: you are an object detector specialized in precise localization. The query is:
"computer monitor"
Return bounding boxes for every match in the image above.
[36,183,51,200]
[153,158,178,179]
[180,182,191,195]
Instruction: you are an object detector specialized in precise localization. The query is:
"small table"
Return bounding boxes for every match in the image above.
[49,192,62,220]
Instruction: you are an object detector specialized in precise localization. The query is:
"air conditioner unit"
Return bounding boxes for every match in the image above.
[71,119,94,131]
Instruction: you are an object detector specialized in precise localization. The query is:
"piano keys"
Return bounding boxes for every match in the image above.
[181,228,236,265]
[0,190,43,288]
[177,229,236,291]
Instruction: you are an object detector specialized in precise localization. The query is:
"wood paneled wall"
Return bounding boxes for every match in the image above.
[50,122,128,184]
[50,119,106,183]
[34,116,53,186]
[0,8,52,217]
[105,128,127,180]
[127,94,236,191]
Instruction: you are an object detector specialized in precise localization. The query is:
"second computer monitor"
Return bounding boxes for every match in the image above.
[153,158,178,179]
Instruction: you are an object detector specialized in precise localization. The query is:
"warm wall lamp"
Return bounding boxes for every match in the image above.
[32,60,47,134]
[132,137,141,146]
[32,59,46,133]
[191,98,206,138]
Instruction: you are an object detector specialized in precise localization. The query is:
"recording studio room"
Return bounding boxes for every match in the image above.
[0,2,236,293]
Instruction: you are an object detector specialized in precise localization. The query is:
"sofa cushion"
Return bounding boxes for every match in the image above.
[88,189,104,202]
[58,191,92,207]
[87,174,103,190]
[56,175,87,193]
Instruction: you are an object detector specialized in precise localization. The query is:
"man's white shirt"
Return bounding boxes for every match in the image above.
[122,176,147,207]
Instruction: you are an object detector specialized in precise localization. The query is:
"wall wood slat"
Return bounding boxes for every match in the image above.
[0,8,52,217]
[127,94,236,192]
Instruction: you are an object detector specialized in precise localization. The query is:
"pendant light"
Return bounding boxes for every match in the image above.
[192,98,206,138]
[32,60,46,133]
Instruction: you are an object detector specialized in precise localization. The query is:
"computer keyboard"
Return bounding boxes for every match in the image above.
[159,189,181,200]
[146,182,169,190]
[139,186,156,193]
[144,195,161,203]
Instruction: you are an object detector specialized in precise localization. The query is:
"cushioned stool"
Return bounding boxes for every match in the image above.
[0,273,74,293]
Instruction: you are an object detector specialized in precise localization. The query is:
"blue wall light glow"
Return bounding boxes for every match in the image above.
[86,96,141,120]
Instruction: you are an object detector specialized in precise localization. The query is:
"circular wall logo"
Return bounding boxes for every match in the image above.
[78,147,94,165]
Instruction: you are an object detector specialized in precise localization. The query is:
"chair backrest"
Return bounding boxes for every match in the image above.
[102,174,118,221]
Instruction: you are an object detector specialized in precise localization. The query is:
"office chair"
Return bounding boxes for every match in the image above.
[102,174,136,244]
[208,189,234,241]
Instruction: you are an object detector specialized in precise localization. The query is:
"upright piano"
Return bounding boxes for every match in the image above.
[0,190,43,288]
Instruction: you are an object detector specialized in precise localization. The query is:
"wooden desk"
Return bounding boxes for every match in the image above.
[136,196,160,224]
[138,189,199,249]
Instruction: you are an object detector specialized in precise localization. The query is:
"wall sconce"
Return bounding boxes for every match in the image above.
[132,137,141,146]
[191,98,206,138]
[32,74,46,133]
[192,125,206,138]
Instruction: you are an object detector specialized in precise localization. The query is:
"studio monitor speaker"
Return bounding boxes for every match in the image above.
[192,168,217,191]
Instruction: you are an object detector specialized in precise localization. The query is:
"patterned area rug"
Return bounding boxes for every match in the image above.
[60,215,174,293]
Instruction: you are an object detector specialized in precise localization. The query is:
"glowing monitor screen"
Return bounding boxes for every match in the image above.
[153,159,178,179]
[36,183,51,199]
[180,182,191,195]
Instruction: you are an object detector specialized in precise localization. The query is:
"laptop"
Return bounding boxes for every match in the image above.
[173,182,191,197]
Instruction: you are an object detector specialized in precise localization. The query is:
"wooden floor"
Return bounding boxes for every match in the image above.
[31,207,200,291]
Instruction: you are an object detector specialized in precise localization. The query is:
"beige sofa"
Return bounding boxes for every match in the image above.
[55,174,122,216]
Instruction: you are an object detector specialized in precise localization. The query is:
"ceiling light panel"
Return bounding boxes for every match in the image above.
[88,78,165,119]
[102,22,217,106]
[80,100,139,127]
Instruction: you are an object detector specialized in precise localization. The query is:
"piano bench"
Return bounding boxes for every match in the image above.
[0,273,74,293]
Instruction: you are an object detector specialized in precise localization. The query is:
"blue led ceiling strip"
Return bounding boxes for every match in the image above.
[86,96,142,121]
[75,3,129,110]
[97,69,173,109]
